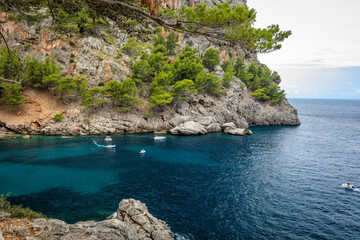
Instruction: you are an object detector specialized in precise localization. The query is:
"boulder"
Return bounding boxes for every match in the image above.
[22,135,31,139]
[117,199,173,240]
[206,123,222,132]
[170,121,207,135]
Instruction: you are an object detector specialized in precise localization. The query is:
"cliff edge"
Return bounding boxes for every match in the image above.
[0,199,174,240]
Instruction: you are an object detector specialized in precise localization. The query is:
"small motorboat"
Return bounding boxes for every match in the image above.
[105,144,116,148]
[140,149,146,154]
[341,183,356,190]
[154,135,166,140]
[105,136,112,141]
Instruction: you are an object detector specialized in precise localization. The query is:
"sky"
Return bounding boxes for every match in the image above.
[247,0,360,99]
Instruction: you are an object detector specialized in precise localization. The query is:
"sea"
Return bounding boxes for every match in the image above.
[0,99,360,240]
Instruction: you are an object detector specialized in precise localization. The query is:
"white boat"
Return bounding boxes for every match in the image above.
[154,135,166,140]
[140,149,146,154]
[341,183,356,190]
[93,140,116,148]
[105,136,112,141]
[105,144,116,148]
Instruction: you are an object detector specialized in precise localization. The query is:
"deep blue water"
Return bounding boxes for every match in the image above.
[1,99,360,239]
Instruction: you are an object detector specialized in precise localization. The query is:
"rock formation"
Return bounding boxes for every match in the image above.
[0,199,174,240]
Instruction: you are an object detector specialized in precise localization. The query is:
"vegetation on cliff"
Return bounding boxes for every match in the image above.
[0,29,285,112]
[0,0,288,112]
[0,193,47,219]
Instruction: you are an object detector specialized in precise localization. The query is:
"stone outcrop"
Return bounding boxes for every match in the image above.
[116,199,173,240]
[0,199,173,240]
[170,121,207,135]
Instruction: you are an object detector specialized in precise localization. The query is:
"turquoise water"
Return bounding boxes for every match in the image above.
[1,99,360,239]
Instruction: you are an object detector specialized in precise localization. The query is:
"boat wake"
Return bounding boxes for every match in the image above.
[92,140,116,148]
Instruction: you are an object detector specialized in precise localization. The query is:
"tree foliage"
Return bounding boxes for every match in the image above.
[105,79,141,110]
[0,1,291,54]
[0,82,26,110]
[202,48,220,70]
[121,37,143,58]
[171,79,197,101]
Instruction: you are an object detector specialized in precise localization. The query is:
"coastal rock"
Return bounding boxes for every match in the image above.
[224,128,253,136]
[206,123,222,132]
[0,212,11,221]
[48,219,69,235]
[170,121,207,135]
[197,116,216,126]
[169,115,190,127]
[222,122,236,131]
[117,199,173,240]
[1,199,173,240]
[6,226,30,237]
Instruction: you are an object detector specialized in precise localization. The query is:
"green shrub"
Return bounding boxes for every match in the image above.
[104,79,141,110]
[121,37,143,58]
[98,81,105,87]
[0,193,48,219]
[202,48,220,70]
[0,82,26,111]
[24,56,61,88]
[171,79,197,101]
[165,31,178,55]
[132,59,153,82]
[52,113,64,121]
[69,59,74,63]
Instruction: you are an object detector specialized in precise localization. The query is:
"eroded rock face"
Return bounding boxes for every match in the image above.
[0,200,173,240]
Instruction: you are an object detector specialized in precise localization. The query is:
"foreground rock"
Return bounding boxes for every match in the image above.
[117,199,173,240]
[0,199,174,240]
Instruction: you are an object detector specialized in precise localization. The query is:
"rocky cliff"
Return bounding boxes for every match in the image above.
[0,0,300,137]
[0,199,173,240]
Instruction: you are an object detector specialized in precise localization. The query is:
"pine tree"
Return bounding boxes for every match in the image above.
[202,48,221,70]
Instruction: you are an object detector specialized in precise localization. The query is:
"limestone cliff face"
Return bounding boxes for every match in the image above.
[0,0,300,137]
